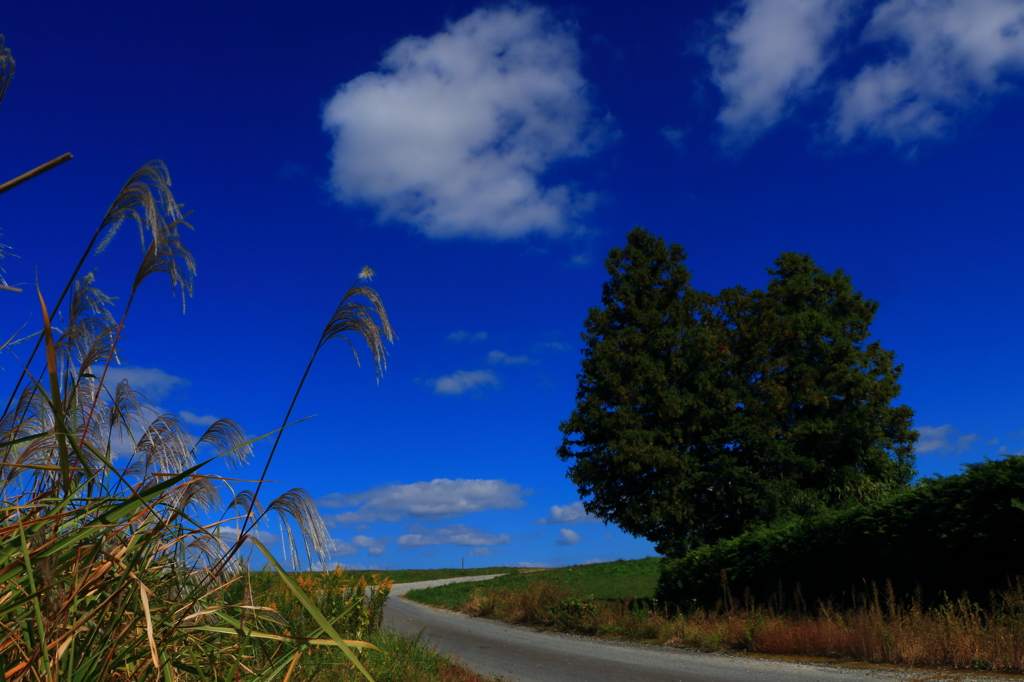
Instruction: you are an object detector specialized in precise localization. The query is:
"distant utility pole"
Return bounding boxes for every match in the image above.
[462,557,464,570]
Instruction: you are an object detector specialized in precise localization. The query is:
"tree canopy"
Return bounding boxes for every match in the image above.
[557,227,917,556]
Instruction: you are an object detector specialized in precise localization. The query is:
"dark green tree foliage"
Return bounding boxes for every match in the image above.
[557,227,917,556]
[656,456,1024,610]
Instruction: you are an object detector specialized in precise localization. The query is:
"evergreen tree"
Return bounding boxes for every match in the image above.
[557,228,917,556]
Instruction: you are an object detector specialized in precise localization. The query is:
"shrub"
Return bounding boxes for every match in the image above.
[657,457,1024,611]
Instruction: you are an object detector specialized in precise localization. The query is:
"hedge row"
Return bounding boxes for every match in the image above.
[656,456,1024,611]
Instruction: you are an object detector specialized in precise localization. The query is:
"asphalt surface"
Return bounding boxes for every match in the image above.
[383,575,951,682]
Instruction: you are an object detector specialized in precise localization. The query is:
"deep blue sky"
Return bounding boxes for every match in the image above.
[3,0,1023,569]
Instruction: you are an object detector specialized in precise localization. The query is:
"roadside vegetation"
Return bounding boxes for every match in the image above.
[407,559,659,609]
[407,558,1024,674]
[340,566,524,585]
[235,568,505,682]
[0,34,499,682]
[658,456,1024,612]
[516,228,1024,675]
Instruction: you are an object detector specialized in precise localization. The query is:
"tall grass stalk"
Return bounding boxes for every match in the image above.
[0,32,395,681]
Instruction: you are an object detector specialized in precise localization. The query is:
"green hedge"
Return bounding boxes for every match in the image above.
[657,456,1024,610]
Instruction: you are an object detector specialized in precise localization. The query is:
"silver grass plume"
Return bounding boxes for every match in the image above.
[227,488,329,570]
[267,489,330,570]
[228,268,395,566]
[94,161,196,312]
[55,273,119,378]
[0,230,12,289]
[0,35,13,108]
[197,418,252,469]
[318,267,395,383]
[134,414,195,478]
[1,161,191,430]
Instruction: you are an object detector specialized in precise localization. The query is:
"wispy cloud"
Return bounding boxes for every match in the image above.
[448,330,488,342]
[487,350,529,365]
[468,547,496,556]
[708,0,854,145]
[833,0,1024,144]
[536,501,600,525]
[351,534,390,556]
[556,528,582,546]
[180,410,218,426]
[917,424,980,454]
[312,561,392,572]
[397,524,511,548]
[320,478,527,525]
[660,125,688,152]
[326,538,359,558]
[706,0,1024,147]
[323,5,610,238]
[434,369,499,394]
[219,526,279,545]
[103,365,188,400]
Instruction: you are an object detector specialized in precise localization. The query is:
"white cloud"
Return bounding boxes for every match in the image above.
[323,5,609,239]
[103,365,188,400]
[709,0,854,144]
[320,478,527,524]
[327,538,360,557]
[517,561,552,568]
[312,561,393,571]
[351,534,390,556]
[219,526,279,545]
[397,524,511,547]
[487,350,530,365]
[707,0,1024,146]
[434,369,499,394]
[536,501,600,525]
[660,126,687,152]
[833,0,1024,144]
[556,528,582,546]
[468,547,496,556]
[180,410,218,426]
[448,330,489,342]
[916,424,980,454]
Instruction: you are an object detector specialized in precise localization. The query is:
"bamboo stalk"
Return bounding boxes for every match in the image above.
[0,152,72,196]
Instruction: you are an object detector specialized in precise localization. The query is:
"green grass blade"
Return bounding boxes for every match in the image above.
[189,625,380,649]
[250,537,376,681]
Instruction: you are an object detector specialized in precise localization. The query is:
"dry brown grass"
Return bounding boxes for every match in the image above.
[454,580,1024,674]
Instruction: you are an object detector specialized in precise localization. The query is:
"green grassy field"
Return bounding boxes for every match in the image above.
[241,565,523,589]
[405,558,660,609]
[347,566,524,584]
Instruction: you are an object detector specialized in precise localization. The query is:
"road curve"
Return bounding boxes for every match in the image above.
[383,576,901,682]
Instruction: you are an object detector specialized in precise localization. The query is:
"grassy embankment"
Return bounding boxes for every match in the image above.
[234,567,518,681]
[279,629,502,682]
[225,566,525,680]
[406,558,1024,674]
[342,566,524,584]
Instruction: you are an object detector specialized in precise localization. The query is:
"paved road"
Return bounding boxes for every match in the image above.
[383,576,921,682]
